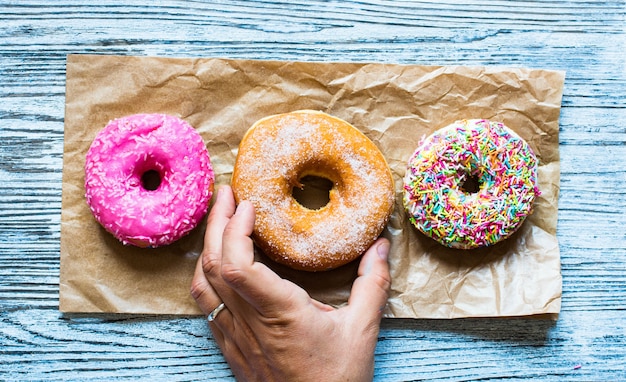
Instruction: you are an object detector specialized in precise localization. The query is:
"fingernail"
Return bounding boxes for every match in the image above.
[216,186,225,200]
[236,200,249,215]
[377,240,390,261]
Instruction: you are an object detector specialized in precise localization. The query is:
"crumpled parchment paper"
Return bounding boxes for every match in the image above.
[60,54,564,318]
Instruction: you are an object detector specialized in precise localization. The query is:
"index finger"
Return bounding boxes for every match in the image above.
[219,200,312,317]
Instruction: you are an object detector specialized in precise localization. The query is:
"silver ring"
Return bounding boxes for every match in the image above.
[207,302,226,322]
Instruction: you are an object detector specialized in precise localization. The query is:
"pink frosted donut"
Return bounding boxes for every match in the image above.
[85,114,214,247]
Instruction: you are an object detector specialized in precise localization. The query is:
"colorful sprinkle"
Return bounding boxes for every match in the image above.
[402,119,540,249]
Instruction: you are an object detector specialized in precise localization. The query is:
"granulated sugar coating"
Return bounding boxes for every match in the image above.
[231,110,395,271]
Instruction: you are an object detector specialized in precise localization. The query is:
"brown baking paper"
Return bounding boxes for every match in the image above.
[60,54,564,318]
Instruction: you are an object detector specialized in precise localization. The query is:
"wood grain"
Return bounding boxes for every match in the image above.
[1,1,625,380]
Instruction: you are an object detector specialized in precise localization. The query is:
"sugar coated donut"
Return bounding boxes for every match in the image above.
[232,110,395,271]
[85,113,214,248]
[403,119,540,249]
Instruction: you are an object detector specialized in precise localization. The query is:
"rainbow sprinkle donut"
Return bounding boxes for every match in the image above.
[403,119,540,249]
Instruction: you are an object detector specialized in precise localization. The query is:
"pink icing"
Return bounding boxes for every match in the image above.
[84,114,214,247]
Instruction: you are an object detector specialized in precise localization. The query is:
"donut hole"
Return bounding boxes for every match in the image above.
[292,175,334,210]
[460,173,481,194]
[141,169,162,191]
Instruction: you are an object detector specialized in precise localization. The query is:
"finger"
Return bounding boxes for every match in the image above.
[345,238,391,327]
[191,253,236,334]
[195,185,241,331]
[207,301,236,335]
[190,250,222,316]
[201,186,237,293]
[220,200,311,317]
[203,185,236,260]
[209,305,269,381]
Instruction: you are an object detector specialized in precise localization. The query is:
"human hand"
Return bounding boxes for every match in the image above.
[190,185,391,382]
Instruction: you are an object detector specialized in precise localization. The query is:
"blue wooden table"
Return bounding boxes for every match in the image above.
[1,1,624,380]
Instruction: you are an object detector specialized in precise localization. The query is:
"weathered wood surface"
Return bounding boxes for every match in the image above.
[1,1,624,380]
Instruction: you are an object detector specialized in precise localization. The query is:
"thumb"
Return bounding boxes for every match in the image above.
[346,238,391,328]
